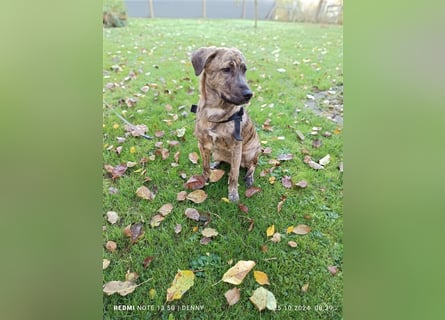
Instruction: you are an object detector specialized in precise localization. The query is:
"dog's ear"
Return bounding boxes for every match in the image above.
[191,47,218,76]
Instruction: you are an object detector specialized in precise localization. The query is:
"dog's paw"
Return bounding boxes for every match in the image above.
[228,191,240,203]
[244,175,254,188]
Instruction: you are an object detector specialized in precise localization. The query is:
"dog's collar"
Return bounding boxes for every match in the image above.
[190,104,244,141]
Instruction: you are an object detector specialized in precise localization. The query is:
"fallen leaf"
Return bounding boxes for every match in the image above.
[268,176,276,184]
[124,124,147,137]
[254,271,270,285]
[266,225,275,237]
[296,130,305,141]
[221,197,231,203]
[155,130,165,138]
[166,270,195,301]
[188,152,199,164]
[187,189,208,203]
[150,214,165,227]
[249,287,277,311]
[177,191,187,201]
[312,139,323,148]
[262,147,272,154]
[224,287,241,306]
[288,241,298,248]
[125,270,139,282]
[301,283,309,293]
[123,223,144,242]
[103,281,138,296]
[107,163,127,179]
[338,162,344,172]
[184,175,206,190]
[245,187,261,198]
[105,241,117,252]
[174,224,182,234]
[238,203,249,213]
[106,211,119,224]
[271,232,281,243]
[277,196,286,213]
[209,169,225,182]
[103,259,110,270]
[143,256,154,268]
[286,226,294,234]
[130,146,136,154]
[222,260,256,285]
[319,154,330,166]
[293,224,312,235]
[158,203,173,216]
[136,186,155,200]
[199,237,212,245]
[149,288,156,299]
[277,153,293,161]
[185,208,200,221]
[281,176,293,188]
[201,228,218,238]
[328,265,338,276]
[307,160,324,170]
[126,161,137,167]
[295,180,308,188]
[260,245,268,253]
[248,218,255,232]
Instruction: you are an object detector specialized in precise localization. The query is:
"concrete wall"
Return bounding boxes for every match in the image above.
[124,0,276,19]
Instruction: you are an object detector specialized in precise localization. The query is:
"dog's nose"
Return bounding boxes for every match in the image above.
[243,89,253,100]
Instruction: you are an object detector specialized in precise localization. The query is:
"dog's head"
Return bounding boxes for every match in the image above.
[191,47,253,106]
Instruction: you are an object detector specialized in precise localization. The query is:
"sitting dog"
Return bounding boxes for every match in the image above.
[191,46,261,202]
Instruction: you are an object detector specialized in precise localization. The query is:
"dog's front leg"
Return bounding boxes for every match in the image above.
[228,141,242,202]
[198,142,212,181]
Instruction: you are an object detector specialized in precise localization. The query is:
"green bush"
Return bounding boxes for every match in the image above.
[103,0,127,28]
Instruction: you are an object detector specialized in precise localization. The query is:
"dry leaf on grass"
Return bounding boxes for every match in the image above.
[103,259,110,270]
[295,180,308,188]
[150,214,165,227]
[174,224,182,234]
[177,191,187,201]
[249,287,277,311]
[136,186,155,200]
[103,281,138,296]
[281,176,293,188]
[184,175,206,190]
[222,260,256,285]
[158,203,173,216]
[185,208,200,221]
[266,225,275,237]
[224,287,241,306]
[328,265,338,276]
[209,169,225,182]
[288,241,298,248]
[245,187,261,198]
[166,270,195,302]
[319,154,330,166]
[123,223,145,242]
[105,241,117,252]
[187,189,208,203]
[301,283,309,293]
[293,224,312,235]
[254,271,270,285]
[201,228,218,238]
[106,211,119,224]
[188,152,199,164]
[271,232,281,243]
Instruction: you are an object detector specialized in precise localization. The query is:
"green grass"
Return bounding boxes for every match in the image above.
[103,18,343,320]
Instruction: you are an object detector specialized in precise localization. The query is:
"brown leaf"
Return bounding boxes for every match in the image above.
[136,186,155,200]
[185,208,200,221]
[201,228,218,238]
[105,240,117,252]
[225,287,241,306]
[271,232,281,243]
[327,265,338,276]
[124,124,147,137]
[128,223,145,242]
[188,152,199,164]
[307,160,324,170]
[169,140,180,147]
[293,224,312,235]
[143,256,154,269]
[301,283,309,293]
[277,153,293,161]
[248,218,255,232]
[295,180,308,188]
[103,280,138,296]
[187,189,208,203]
[155,130,165,138]
[288,241,298,248]
[158,203,173,216]
[125,270,139,282]
[312,139,322,148]
[177,191,188,201]
[107,163,127,179]
[106,211,119,224]
[238,203,249,213]
[281,176,293,188]
[262,147,272,154]
[200,237,212,245]
[174,224,182,234]
[174,151,180,163]
[245,187,261,198]
[150,214,164,228]
[209,169,225,182]
[183,175,206,190]
[277,195,287,213]
[222,260,256,285]
[156,148,169,160]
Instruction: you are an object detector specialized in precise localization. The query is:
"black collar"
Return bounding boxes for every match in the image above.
[190,104,244,141]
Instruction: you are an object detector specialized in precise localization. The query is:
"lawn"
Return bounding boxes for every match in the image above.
[102,18,343,320]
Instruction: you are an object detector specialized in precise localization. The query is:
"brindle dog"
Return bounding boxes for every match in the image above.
[191,46,261,202]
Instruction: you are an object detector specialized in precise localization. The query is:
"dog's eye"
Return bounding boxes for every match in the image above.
[221,67,231,73]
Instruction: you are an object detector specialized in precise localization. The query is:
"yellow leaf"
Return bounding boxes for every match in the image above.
[222,260,256,285]
[221,197,230,203]
[286,226,294,234]
[254,271,270,285]
[130,146,136,154]
[149,288,156,299]
[113,123,119,129]
[266,225,275,237]
[268,176,276,184]
[192,226,199,232]
[166,270,195,302]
